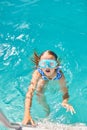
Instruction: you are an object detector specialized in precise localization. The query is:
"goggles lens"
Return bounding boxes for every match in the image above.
[38,59,58,68]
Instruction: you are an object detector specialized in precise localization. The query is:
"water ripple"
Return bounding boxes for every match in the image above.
[80,86,87,99]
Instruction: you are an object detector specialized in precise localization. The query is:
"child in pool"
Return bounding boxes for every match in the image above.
[22,50,75,126]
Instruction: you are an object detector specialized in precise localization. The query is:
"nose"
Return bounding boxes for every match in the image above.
[45,65,48,68]
[45,64,50,68]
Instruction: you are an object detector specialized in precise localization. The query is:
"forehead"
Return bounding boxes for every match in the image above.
[40,53,55,60]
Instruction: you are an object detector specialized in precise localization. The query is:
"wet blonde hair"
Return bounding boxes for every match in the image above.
[32,50,60,68]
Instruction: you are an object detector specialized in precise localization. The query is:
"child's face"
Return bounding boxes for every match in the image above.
[39,52,57,77]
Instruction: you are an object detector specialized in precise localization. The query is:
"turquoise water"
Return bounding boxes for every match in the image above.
[0,0,87,129]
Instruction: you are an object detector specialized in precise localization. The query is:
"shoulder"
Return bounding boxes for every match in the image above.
[32,69,41,79]
[30,70,41,85]
[58,70,65,82]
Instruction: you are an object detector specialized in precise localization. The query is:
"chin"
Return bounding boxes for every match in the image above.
[45,71,52,76]
[46,73,51,76]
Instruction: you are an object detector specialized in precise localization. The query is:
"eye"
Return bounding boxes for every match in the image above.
[41,62,46,66]
[50,62,54,66]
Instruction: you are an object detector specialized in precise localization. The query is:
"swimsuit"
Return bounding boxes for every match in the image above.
[37,68,62,80]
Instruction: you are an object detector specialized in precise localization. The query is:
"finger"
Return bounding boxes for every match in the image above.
[69,106,76,113]
[70,108,76,115]
[66,106,70,112]
[70,110,74,115]
[72,108,76,113]
[30,119,36,126]
[66,106,73,113]
[22,120,26,125]
[71,109,76,114]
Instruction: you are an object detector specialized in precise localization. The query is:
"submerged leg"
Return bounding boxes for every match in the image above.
[36,79,50,116]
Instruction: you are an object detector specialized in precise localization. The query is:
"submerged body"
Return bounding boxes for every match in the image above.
[22,50,75,126]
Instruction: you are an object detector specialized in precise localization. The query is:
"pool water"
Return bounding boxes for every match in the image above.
[0,0,87,129]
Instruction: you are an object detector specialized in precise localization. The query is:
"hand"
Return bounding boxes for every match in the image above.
[22,115,36,126]
[62,102,76,115]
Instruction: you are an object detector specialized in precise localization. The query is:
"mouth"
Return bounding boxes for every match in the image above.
[45,69,50,73]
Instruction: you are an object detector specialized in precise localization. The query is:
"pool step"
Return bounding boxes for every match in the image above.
[21,125,87,130]
[0,111,87,130]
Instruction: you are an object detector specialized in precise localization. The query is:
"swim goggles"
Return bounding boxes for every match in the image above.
[38,59,58,68]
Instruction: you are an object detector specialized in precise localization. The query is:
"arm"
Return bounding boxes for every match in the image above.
[59,71,76,114]
[59,72,69,103]
[22,70,41,125]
